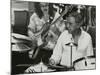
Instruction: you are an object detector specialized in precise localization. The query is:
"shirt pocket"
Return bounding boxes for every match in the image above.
[77,45,87,57]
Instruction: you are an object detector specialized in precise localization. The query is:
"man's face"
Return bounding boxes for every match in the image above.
[40,3,49,14]
[66,16,79,33]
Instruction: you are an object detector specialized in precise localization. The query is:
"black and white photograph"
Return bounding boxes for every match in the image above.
[11,0,96,74]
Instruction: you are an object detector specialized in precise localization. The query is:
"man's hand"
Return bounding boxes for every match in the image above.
[49,59,56,66]
[25,66,36,73]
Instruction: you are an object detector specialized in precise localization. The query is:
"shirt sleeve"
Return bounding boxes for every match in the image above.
[86,35,94,56]
[27,13,36,41]
[50,32,64,64]
[28,13,37,33]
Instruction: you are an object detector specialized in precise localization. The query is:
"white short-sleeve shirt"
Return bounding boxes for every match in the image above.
[51,30,93,67]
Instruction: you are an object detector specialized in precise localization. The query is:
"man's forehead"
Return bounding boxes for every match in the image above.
[40,3,49,5]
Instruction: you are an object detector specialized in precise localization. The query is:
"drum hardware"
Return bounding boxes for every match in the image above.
[24,58,49,73]
[12,33,32,41]
[11,33,32,45]
[73,55,96,70]
[16,64,34,67]
[24,64,56,73]
[65,41,78,67]
[35,58,47,72]
[11,33,32,52]
[12,43,31,52]
[47,63,75,71]
[85,59,87,66]
[12,36,24,44]
[91,62,95,65]
[73,57,85,65]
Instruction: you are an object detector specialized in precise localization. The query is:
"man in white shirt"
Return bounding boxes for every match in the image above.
[50,11,94,70]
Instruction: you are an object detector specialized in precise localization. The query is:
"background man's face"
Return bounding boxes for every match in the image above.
[66,16,79,33]
[40,3,49,14]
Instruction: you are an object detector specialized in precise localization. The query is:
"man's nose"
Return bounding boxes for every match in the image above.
[67,23,70,28]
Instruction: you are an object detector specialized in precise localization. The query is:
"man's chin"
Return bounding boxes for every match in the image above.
[68,30,72,34]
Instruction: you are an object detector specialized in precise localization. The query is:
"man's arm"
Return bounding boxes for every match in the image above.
[28,13,37,39]
[50,32,64,65]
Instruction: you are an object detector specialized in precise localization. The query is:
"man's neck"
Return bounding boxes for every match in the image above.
[43,13,49,22]
[72,28,81,38]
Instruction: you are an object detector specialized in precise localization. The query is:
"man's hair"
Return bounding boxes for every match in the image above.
[34,2,44,19]
[34,2,56,19]
[68,12,83,25]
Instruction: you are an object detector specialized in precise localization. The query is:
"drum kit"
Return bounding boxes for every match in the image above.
[73,56,96,70]
[24,59,70,73]
[11,33,96,73]
[11,33,33,74]
[24,55,96,73]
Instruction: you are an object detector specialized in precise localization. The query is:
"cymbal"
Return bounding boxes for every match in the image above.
[47,64,67,69]
[12,43,31,52]
[12,33,31,41]
[11,37,25,43]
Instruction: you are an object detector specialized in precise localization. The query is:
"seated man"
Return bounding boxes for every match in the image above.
[49,11,94,70]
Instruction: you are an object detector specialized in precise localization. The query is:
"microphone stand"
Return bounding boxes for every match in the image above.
[40,57,43,72]
[66,42,78,68]
[70,43,73,66]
